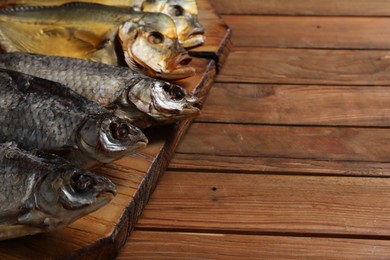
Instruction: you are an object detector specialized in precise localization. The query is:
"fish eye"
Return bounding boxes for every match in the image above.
[148,31,164,44]
[71,174,95,194]
[110,122,131,140]
[163,84,185,100]
[169,5,184,16]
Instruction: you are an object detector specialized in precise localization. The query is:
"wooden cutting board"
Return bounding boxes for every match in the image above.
[0,0,231,259]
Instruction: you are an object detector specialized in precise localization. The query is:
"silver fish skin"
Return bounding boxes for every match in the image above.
[0,142,116,241]
[0,52,200,129]
[0,68,148,169]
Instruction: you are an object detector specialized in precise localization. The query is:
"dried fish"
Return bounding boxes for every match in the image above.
[0,141,116,241]
[0,3,195,79]
[0,52,200,128]
[142,0,205,48]
[0,68,148,169]
[0,0,205,48]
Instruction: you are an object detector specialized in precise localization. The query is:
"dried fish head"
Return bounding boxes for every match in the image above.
[0,142,116,240]
[142,0,205,48]
[33,167,116,230]
[119,12,195,79]
[75,116,148,167]
[127,78,200,122]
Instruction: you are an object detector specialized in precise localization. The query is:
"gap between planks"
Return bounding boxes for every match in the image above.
[194,83,390,127]
[210,0,390,16]
[174,123,390,163]
[216,48,390,85]
[118,230,390,260]
[135,171,390,237]
[168,153,390,178]
[222,15,390,49]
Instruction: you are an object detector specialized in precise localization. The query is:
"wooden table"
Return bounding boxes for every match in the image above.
[0,1,229,259]
[118,0,390,259]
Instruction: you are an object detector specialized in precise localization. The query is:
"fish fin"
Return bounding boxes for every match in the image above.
[123,51,149,75]
[0,210,20,226]
[0,5,59,13]
[90,39,120,65]
[0,224,42,241]
[81,27,120,65]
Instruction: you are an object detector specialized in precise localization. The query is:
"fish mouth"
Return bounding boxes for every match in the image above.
[125,51,195,80]
[157,53,196,79]
[56,172,117,213]
[95,174,117,197]
[151,81,201,119]
[97,191,116,205]
[180,27,206,48]
[181,34,206,48]
[99,119,148,153]
[98,182,117,198]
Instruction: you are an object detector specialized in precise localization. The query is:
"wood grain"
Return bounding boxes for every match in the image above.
[136,171,390,236]
[217,48,390,85]
[195,83,390,126]
[169,153,390,177]
[119,1,390,259]
[211,0,390,16]
[175,123,390,162]
[119,231,390,260]
[224,15,390,49]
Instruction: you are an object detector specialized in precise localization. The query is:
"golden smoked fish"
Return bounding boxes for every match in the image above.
[0,0,205,48]
[0,3,195,79]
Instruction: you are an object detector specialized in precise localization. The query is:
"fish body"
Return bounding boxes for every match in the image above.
[0,0,205,48]
[0,68,148,168]
[0,3,195,79]
[0,141,116,240]
[0,52,200,128]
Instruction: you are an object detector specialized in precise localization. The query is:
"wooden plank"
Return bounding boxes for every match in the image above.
[0,59,216,259]
[196,83,390,126]
[211,0,390,16]
[136,171,390,236]
[217,48,390,85]
[169,153,390,177]
[118,231,390,259]
[190,0,232,70]
[224,15,390,49]
[175,123,390,162]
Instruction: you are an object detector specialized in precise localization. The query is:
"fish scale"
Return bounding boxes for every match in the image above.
[0,68,148,169]
[0,83,81,149]
[0,52,200,128]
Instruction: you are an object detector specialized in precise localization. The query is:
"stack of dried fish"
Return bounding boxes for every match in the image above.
[0,68,148,169]
[0,0,205,240]
[0,68,148,240]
